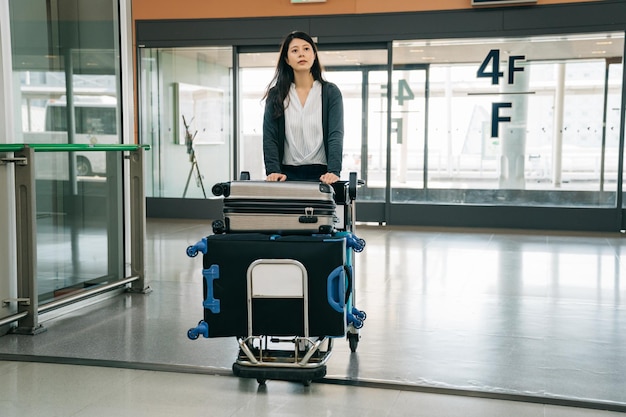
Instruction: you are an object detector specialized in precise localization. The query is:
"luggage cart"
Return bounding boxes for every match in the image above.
[186,173,366,385]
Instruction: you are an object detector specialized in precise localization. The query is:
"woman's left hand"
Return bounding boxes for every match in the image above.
[319,172,339,184]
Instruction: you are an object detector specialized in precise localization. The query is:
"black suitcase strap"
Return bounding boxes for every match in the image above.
[224,206,336,215]
[224,198,335,208]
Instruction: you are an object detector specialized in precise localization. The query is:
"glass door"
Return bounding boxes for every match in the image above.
[238,47,390,214]
[388,65,428,203]
[324,66,388,203]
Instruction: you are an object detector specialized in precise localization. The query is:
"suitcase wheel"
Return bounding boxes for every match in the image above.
[347,312,364,329]
[352,308,367,321]
[211,182,230,197]
[187,321,209,340]
[212,219,226,234]
[186,245,198,258]
[318,225,334,234]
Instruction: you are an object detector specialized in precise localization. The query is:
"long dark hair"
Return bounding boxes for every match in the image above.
[263,31,325,119]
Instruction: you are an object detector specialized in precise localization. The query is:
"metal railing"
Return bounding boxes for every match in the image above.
[0,143,150,334]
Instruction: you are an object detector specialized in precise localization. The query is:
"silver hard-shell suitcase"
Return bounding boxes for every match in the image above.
[211,180,337,234]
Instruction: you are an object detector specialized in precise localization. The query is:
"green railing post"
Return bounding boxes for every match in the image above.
[128,147,150,293]
[107,150,124,280]
[12,146,45,334]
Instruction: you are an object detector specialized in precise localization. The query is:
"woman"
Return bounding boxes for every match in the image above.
[262,31,344,184]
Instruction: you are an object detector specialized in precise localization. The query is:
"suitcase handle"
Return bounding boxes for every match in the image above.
[327,266,346,313]
[202,265,221,314]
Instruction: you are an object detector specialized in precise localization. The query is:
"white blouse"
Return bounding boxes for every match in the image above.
[282,80,326,166]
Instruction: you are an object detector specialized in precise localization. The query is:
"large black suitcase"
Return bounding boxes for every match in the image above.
[211,181,337,234]
[197,233,347,338]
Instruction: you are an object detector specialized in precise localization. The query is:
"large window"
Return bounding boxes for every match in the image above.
[392,32,624,207]
[137,29,625,228]
[138,47,233,198]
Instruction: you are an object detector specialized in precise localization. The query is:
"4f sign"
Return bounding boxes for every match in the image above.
[477,49,527,137]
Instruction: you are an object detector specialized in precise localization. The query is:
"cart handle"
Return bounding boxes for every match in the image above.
[349,172,357,201]
[327,266,346,313]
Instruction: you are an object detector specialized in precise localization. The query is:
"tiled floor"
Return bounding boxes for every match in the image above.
[1,219,626,416]
[1,360,625,417]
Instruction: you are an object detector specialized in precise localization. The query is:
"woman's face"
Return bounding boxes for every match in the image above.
[285,37,316,73]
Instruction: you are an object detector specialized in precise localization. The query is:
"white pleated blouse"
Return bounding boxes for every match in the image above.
[282,80,326,166]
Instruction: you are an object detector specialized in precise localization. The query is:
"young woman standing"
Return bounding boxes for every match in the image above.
[263,31,344,184]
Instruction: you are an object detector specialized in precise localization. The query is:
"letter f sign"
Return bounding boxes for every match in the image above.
[491,102,512,138]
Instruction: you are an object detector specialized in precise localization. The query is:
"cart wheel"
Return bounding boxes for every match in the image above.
[347,333,359,352]
[187,329,199,340]
[303,380,312,387]
[257,378,266,385]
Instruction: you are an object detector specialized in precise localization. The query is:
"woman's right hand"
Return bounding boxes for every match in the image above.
[266,173,287,182]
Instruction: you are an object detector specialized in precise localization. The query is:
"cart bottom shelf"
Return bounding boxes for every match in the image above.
[232,362,327,385]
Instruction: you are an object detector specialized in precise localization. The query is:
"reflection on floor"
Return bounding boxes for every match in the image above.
[1,219,626,416]
[36,217,112,301]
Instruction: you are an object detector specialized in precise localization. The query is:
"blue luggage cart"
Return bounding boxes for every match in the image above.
[186,173,366,385]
